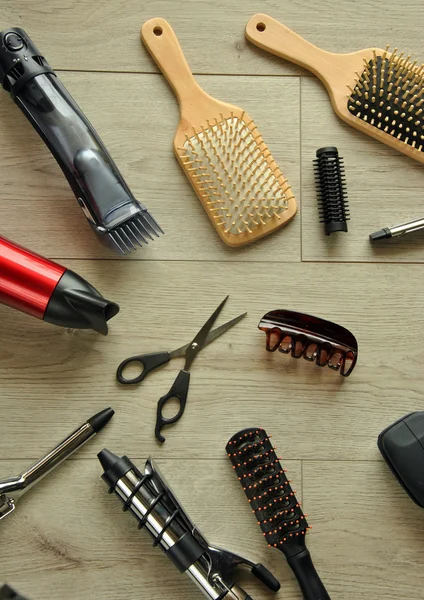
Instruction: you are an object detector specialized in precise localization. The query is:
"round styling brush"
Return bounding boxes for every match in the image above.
[314,147,350,236]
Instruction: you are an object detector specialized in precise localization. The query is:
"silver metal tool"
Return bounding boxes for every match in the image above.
[370,216,424,241]
[98,449,281,599]
[0,407,114,521]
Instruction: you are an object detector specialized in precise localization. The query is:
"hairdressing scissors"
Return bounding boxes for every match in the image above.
[117,296,246,442]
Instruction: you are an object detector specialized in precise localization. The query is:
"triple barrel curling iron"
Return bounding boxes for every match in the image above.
[98,449,281,599]
[0,28,163,254]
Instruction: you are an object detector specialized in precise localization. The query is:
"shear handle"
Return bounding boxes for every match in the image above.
[117,352,171,384]
[155,370,190,443]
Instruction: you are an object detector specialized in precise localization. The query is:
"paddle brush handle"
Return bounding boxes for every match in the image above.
[141,18,201,106]
[245,13,337,82]
[287,549,331,600]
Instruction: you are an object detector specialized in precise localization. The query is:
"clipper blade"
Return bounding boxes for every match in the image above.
[107,209,164,255]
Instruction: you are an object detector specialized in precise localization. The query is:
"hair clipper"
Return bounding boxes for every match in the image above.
[0,28,163,254]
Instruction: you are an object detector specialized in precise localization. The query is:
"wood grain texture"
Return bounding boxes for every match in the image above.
[246,14,424,165]
[0,71,300,261]
[301,77,424,262]
[0,458,302,599]
[1,1,424,599]
[1,260,423,462]
[302,461,424,599]
[1,0,423,75]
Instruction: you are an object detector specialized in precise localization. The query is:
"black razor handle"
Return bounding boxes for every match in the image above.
[287,549,331,600]
[0,28,144,244]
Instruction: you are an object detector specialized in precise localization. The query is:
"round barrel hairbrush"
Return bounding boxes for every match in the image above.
[314,147,349,236]
[226,427,331,600]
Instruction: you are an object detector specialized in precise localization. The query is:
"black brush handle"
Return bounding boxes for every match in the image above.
[287,549,331,600]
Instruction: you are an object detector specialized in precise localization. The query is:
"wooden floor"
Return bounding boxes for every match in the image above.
[1,1,424,598]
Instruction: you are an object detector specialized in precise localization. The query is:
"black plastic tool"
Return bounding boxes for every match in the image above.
[0,585,29,600]
[378,411,424,508]
[227,427,331,600]
[314,147,350,236]
[0,28,163,254]
[116,297,247,443]
[98,449,280,599]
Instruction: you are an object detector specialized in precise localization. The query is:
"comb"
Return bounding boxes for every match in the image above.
[227,427,331,600]
[246,14,424,164]
[141,18,297,247]
[259,309,358,377]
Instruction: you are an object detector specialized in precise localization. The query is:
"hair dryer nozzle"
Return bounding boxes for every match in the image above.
[44,269,119,335]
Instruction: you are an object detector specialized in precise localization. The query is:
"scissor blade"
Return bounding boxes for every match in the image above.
[184,296,229,369]
[170,313,247,359]
[203,312,247,347]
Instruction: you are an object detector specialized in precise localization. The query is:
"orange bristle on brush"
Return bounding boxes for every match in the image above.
[141,18,297,247]
[227,428,331,599]
[246,14,424,163]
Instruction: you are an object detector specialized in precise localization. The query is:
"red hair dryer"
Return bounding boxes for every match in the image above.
[0,236,119,334]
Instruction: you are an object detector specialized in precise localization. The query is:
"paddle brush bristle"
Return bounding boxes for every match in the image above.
[347,47,424,151]
[177,112,295,245]
[226,427,309,554]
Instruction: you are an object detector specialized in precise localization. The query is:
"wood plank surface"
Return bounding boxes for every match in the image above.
[0,72,300,261]
[303,461,424,599]
[0,458,302,599]
[1,0,423,75]
[301,78,424,262]
[2,1,424,599]
[0,260,423,461]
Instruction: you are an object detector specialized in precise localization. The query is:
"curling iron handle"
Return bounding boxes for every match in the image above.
[287,549,331,600]
[21,423,93,492]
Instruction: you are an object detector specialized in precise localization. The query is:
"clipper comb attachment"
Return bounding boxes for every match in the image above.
[259,309,358,377]
[0,27,163,255]
[226,428,331,600]
[347,48,424,151]
[314,147,349,236]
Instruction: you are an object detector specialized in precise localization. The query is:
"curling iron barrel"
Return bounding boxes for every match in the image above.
[98,450,280,599]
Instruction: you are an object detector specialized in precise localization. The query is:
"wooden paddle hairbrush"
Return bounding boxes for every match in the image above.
[246,14,424,164]
[227,427,331,600]
[141,18,297,247]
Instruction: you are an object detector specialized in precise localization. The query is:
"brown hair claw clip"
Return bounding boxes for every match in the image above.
[259,309,358,377]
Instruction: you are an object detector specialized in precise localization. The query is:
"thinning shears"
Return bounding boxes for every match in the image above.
[117,296,246,442]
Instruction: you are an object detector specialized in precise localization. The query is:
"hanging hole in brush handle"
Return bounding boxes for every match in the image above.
[245,13,339,85]
[117,352,171,384]
[141,18,204,108]
[287,548,331,600]
[155,370,190,443]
